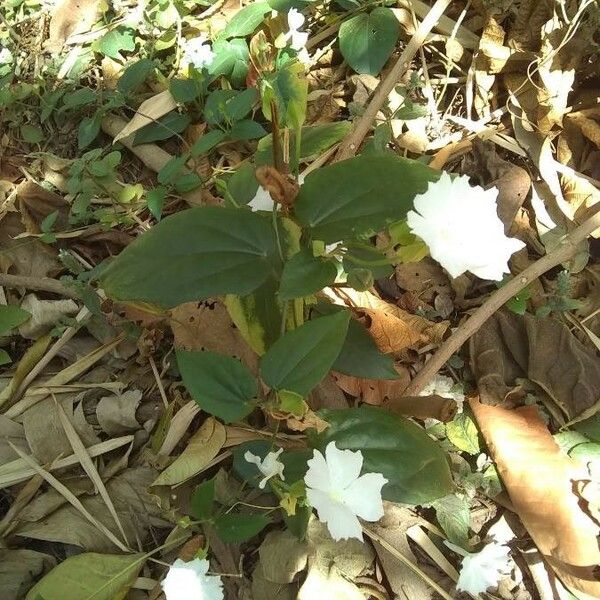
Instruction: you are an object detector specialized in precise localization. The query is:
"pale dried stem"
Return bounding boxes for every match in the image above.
[403,206,600,395]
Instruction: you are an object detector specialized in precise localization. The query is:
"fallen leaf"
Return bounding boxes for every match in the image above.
[332,364,411,405]
[0,549,55,600]
[25,552,144,600]
[95,389,143,436]
[469,310,600,421]
[46,0,103,52]
[18,294,79,339]
[470,399,600,598]
[153,417,226,486]
[113,90,177,143]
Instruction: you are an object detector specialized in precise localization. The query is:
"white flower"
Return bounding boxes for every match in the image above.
[420,374,464,412]
[283,9,309,51]
[407,172,525,281]
[446,541,512,595]
[244,448,285,489]
[162,558,224,600]
[181,35,215,70]
[248,174,305,212]
[0,47,13,65]
[304,441,387,541]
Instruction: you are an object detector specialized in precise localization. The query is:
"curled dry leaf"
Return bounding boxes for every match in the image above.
[332,364,410,406]
[470,399,600,598]
[470,311,600,422]
[255,165,300,208]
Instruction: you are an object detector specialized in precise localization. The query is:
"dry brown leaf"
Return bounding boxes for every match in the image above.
[113,90,177,143]
[470,399,600,598]
[470,311,600,421]
[46,0,103,51]
[169,300,259,375]
[255,165,300,207]
[332,364,410,406]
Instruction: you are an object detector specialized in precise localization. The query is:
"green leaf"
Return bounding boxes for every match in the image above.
[146,186,167,220]
[191,478,216,520]
[294,154,437,243]
[260,311,350,396]
[0,305,31,335]
[157,156,187,185]
[209,39,249,86]
[169,78,201,103]
[78,113,102,149]
[279,249,337,300]
[255,121,351,165]
[225,162,259,206]
[93,26,136,60]
[41,89,65,122]
[315,406,454,504]
[25,552,144,600]
[100,206,279,307]
[214,513,270,543]
[446,412,480,455]
[0,349,11,366]
[190,129,227,157]
[432,494,471,548]
[62,88,97,109]
[133,112,190,144]
[228,119,267,141]
[21,124,44,143]
[339,8,399,75]
[333,318,399,379]
[176,350,256,422]
[265,60,307,131]
[221,3,271,39]
[174,172,203,194]
[117,58,154,94]
[225,88,258,121]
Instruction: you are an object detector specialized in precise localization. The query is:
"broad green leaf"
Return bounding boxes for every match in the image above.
[100,206,278,307]
[0,349,11,366]
[333,318,399,379]
[133,112,190,144]
[78,113,102,149]
[446,412,480,455]
[279,249,337,300]
[117,59,154,94]
[157,156,187,185]
[214,513,270,543]
[190,129,227,157]
[294,154,437,243]
[146,186,167,220]
[93,27,136,60]
[209,39,249,86]
[255,121,351,165]
[225,162,260,207]
[432,494,471,548]
[191,478,216,520]
[174,172,203,194]
[315,406,454,504]
[0,305,31,335]
[228,119,267,141]
[204,89,239,125]
[260,311,350,396]
[221,3,271,39]
[339,8,399,75]
[264,60,307,131]
[21,123,44,144]
[25,552,144,600]
[62,88,97,109]
[176,350,257,422]
[41,88,65,122]
[169,78,201,103]
[225,88,258,122]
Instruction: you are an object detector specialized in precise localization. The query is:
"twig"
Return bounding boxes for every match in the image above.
[334,0,452,162]
[403,206,600,396]
[0,273,80,300]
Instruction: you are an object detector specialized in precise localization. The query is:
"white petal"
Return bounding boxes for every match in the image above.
[456,542,511,595]
[248,186,275,212]
[290,30,309,51]
[287,8,305,31]
[244,451,261,466]
[307,488,364,541]
[324,441,363,491]
[304,448,331,492]
[162,558,224,600]
[342,472,387,521]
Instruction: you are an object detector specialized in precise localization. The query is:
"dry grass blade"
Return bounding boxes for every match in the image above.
[406,524,459,581]
[7,441,130,552]
[0,436,133,488]
[363,524,455,600]
[54,397,129,547]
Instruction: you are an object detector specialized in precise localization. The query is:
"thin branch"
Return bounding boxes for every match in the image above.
[0,273,80,300]
[403,206,600,396]
[334,0,452,162]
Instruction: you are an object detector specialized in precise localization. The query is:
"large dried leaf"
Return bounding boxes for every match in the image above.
[0,549,55,600]
[470,311,600,420]
[332,364,410,406]
[470,399,600,597]
[46,0,103,51]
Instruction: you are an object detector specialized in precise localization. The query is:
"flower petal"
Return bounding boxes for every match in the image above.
[307,488,364,541]
[304,448,331,492]
[342,472,387,521]
[324,441,363,491]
